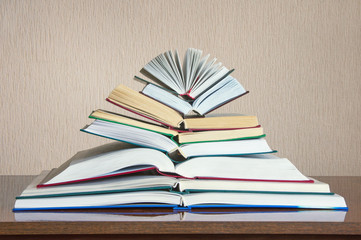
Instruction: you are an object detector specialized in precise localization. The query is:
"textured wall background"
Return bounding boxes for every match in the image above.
[1,0,360,175]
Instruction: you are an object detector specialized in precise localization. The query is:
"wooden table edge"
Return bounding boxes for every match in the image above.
[0,221,360,235]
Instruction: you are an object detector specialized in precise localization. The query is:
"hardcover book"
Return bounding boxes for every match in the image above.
[14,158,347,211]
[107,84,257,129]
[81,120,273,159]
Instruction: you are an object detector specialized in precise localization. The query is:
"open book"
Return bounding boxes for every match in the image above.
[18,171,331,199]
[81,119,273,159]
[89,109,264,144]
[107,84,257,129]
[14,169,347,211]
[138,75,248,116]
[36,145,311,187]
[14,190,348,211]
[140,48,234,99]
[13,145,348,211]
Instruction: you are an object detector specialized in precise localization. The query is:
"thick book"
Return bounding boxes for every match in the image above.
[17,171,331,199]
[13,172,347,211]
[14,209,347,222]
[107,84,259,129]
[81,119,273,159]
[89,109,265,144]
[138,75,249,116]
[35,144,311,187]
[13,190,347,211]
[140,48,235,99]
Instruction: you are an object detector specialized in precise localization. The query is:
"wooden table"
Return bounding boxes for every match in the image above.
[0,176,360,239]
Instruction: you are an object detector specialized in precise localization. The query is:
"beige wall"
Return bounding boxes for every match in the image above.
[1,0,360,176]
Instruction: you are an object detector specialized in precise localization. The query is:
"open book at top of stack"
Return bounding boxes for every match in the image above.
[106,49,250,127]
[138,48,247,100]
[13,48,348,212]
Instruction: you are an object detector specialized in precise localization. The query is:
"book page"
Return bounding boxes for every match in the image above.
[43,148,176,185]
[174,154,309,180]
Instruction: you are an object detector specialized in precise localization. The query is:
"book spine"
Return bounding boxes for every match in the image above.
[180,92,195,100]
[155,169,193,179]
[169,127,192,133]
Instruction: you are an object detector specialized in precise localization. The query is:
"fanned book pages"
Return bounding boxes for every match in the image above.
[140,48,237,99]
[107,84,257,129]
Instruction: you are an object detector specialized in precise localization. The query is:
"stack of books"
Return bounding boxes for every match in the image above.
[13,48,347,211]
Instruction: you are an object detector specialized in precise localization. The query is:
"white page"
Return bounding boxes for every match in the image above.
[179,138,273,159]
[183,210,346,222]
[182,192,347,209]
[45,147,176,185]
[187,49,202,90]
[142,84,192,115]
[15,191,182,209]
[193,76,246,115]
[144,57,183,94]
[190,66,230,98]
[165,51,185,92]
[157,53,183,91]
[84,120,178,152]
[175,50,185,91]
[182,49,192,90]
[193,54,210,85]
[175,154,309,180]
[21,171,178,197]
